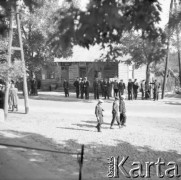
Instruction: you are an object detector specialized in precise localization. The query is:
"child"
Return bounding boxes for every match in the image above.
[119,95,126,127]
[110,96,121,129]
[95,99,104,132]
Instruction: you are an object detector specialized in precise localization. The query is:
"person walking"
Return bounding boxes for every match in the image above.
[133,79,139,100]
[119,95,126,127]
[127,79,133,100]
[93,78,99,99]
[74,77,80,98]
[110,96,121,129]
[63,79,69,97]
[118,79,125,98]
[95,99,104,132]
[8,82,19,111]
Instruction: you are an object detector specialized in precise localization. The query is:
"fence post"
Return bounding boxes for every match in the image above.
[79,144,84,180]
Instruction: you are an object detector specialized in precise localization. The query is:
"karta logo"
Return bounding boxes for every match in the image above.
[107,156,181,178]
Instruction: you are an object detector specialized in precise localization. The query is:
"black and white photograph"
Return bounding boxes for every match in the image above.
[0,0,181,179]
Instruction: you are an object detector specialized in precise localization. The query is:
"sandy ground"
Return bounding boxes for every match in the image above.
[0,92,181,180]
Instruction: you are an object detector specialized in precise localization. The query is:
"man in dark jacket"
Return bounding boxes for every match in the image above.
[83,77,89,99]
[100,79,104,97]
[63,79,69,97]
[93,78,99,99]
[133,79,139,100]
[119,95,126,127]
[127,79,133,100]
[74,77,80,98]
[153,79,159,101]
[118,79,125,98]
[103,79,110,99]
[79,78,84,99]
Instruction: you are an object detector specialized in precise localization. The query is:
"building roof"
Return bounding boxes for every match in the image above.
[54,45,131,63]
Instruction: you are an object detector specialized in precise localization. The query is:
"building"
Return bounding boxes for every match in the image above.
[41,46,147,90]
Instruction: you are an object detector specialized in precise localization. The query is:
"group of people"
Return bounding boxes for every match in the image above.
[95,95,126,132]
[140,79,161,101]
[73,77,90,99]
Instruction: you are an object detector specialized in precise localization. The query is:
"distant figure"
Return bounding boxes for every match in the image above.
[119,95,126,127]
[8,82,18,111]
[127,79,133,100]
[110,96,121,129]
[113,79,119,97]
[133,79,139,100]
[100,79,104,97]
[153,79,159,101]
[93,78,99,99]
[145,82,151,99]
[79,78,84,99]
[103,79,110,99]
[140,80,145,100]
[118,79,125,98]
[95,99,104,132]
[31,78,38,96]
[74,77,80,98]
[83,77,89,99]
[63,79,69,97]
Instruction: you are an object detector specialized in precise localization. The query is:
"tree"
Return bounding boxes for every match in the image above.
[101,33,167,83]
[48,0,164,53]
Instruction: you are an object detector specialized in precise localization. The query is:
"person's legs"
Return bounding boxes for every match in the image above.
[110,113,116,128]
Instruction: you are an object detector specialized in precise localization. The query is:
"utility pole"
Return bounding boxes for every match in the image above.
[162,0,174,99]
[4,0,29,120]
[16,1,29,114]
[174,0,181,87]
[4,8,13,120]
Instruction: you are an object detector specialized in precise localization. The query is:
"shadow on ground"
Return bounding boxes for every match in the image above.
[0,130,180,180]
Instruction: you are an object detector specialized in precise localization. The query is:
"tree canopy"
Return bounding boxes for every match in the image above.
[48,0,164,53]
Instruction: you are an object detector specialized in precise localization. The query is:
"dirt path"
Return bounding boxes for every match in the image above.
[0,93,181,179]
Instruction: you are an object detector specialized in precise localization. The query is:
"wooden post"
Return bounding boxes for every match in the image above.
[162,0,174,99]
[16,2,29,113]
[4,8,13,120]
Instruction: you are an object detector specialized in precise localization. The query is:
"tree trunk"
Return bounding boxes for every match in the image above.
[162,0,173,99]
[4,9,13,120]
[146,63,151,84]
